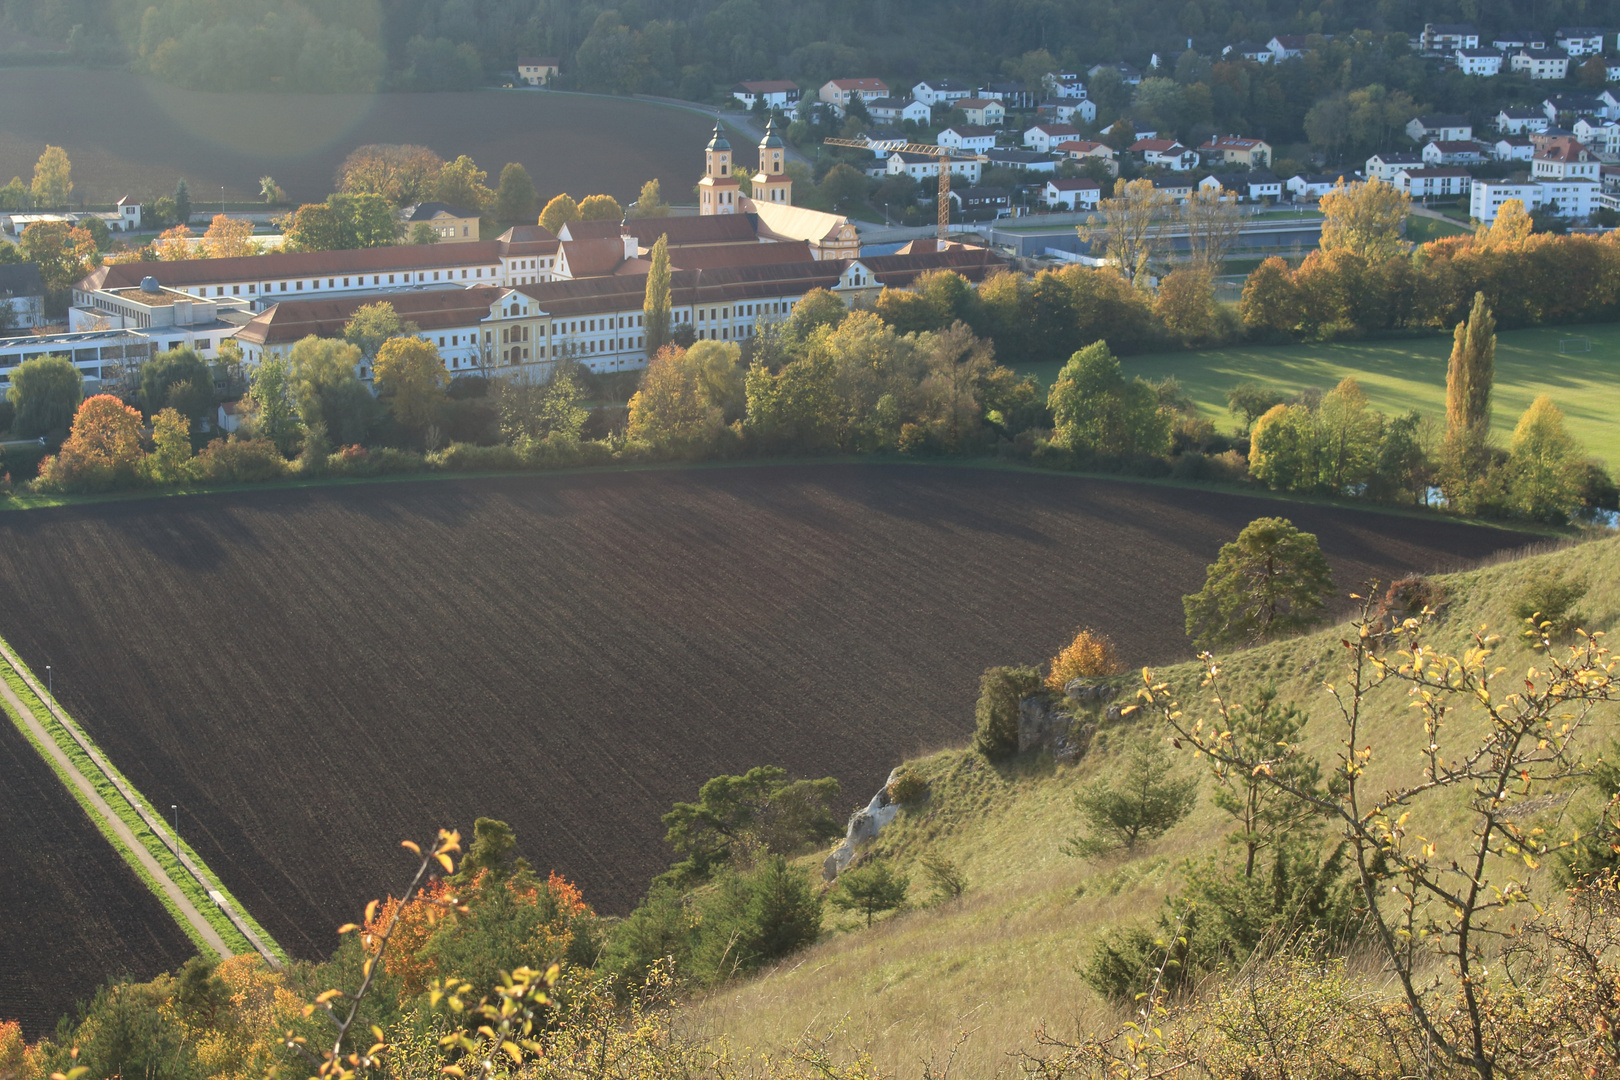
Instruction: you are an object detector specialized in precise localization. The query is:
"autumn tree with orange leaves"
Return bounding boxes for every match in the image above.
[36,394,146,491]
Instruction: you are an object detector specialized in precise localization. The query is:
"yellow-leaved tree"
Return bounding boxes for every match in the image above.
[203,214,256,259]
[1318,178,1409,260]
[373,335,449,436]
[1046,628,1124,691]
[36,394,146,491]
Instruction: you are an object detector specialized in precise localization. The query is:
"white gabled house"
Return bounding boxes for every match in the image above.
[1394,168,1473,198]
[1044,177,1102,209]
[1574,116,1620,154]
[1497,107,1550,133]
[1492,137,1536,161]
[1130,138,1198,171]
[1513,48,1571,79]
[1422,140,1487,165]
[1555,27,1606,55]
[1533,141,1601,180]
[868,97,932,124]
[1407,114,1472,142]
[1024,123,1082,152]
[912,79,972,107]
[1455,48,1504,75]
[1365,151,1424,182]
[937,125,997,152]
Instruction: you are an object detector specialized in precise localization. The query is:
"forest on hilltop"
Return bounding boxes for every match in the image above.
[7,0,1620,100]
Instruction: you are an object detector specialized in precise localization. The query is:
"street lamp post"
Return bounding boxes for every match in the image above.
[172,805,179,855]
[45,665,51,698]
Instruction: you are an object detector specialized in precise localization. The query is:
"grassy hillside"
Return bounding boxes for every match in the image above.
[691,534,1620,1078]
[1014,325,1620,468]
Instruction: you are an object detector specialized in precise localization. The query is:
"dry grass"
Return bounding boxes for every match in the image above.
[688,534,1620,1077]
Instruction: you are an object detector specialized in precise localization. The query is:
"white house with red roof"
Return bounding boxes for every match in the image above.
[1129,138,1199,171]
[1053,139,1119,175]
[732,80,801,109]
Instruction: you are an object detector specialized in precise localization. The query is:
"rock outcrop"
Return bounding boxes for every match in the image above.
[823,766,905,881]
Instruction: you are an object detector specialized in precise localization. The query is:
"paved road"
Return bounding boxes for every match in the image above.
[0,663,234,960]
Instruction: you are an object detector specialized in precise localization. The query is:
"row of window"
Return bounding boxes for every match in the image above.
[182,265,508,298]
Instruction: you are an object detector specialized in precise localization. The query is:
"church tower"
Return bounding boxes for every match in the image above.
[752,118,792,206]
[698,123,740,216]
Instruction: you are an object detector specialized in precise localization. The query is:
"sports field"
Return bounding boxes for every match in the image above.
[1016,324,1620,466]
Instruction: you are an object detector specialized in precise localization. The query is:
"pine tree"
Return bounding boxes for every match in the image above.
[174,178,192,225]
[643,234,672,357]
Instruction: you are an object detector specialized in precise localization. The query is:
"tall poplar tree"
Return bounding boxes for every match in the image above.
[1446,291,1496,439]
[643,234,672,358]
[1441,292,1497,509]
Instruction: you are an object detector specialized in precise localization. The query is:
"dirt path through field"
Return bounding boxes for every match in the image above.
[0,658,234,960]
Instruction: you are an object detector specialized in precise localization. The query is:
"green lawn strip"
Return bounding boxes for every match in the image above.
[0,685,216,958]
[1015,323,1620,467]
[0,659,286,963]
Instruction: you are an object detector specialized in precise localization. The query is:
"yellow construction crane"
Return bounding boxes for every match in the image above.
[822,138,974,241]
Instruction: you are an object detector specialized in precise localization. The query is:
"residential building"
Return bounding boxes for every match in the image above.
[819,78,889,107]
[515,57,558,85]
[1223,42,1275,63]
[1200,171,1283,201]
[1575,116,1620,154]
[1545,93,1605,120]
[1423,23,1479,51]
[1024,123,1082,152]
[1471,177,1599,221]
[1086,61,1142,85]
[948,186,1013,216]
[1423,140,1487,165]
[1130,138,1199,170]
[912,79,972,107]
[867,97,931,124]
[0,263,45,330]
[1035,99,1096,124]
[980,82,1037,108]
[886,152,983,184]
[957,98,1006,127]
[1455,48,1505,76]
[1394,167,1473,198]
[937,125,998,152]
[1150,176,1194,202]
[1497,106,1551,133]
[1052,139,1119,175]
[1365,151,1425,182]
[1533,141,1601,180]
[1287,172,1351,200]
[1531,128,1579,152]
[1555,27,1607,55]
[731,80,800,109]
[1044,177,1102,209]
[1197,135,1272,167]
[400,202,481,243]
[1609,60,1620,82]
[1492,136,1536,161]
[1513,48,1571,79]
[1407,114,1472,142]
[982,149,1060,173]
[1045,72,1088,98]
[1267,34,1315,59]
[1492,32,1546,50]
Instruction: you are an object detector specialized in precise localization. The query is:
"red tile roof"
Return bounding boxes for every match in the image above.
[237,286,506,346]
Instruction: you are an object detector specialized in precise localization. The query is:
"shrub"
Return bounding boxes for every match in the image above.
[1378,575,1447,626]
[326,445,425,477]
[432,441,525,471]
[886,770,929,805]
[919,852,966,903]
[193,438,288,484]
[1064,736,1196,858]
[1512,564,1589,642]
[1045,627,1124,692]
[973,665,1043,759]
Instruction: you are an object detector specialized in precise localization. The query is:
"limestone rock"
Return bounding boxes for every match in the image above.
[824,766,905,881]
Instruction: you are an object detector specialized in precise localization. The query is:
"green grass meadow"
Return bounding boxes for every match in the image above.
[1014,323,1620,466]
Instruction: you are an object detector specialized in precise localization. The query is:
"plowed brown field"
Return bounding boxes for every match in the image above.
[0,465,1536,966]
[0,710,196,1038]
